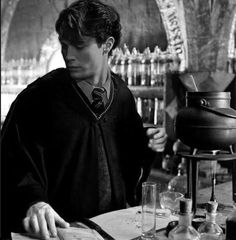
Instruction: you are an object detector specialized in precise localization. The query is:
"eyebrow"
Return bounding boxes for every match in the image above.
[59,39,93,50]
[59,36,86,44]
[60,36,96,46]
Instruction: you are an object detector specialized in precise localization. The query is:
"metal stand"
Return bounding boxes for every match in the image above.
[178,146,236,214]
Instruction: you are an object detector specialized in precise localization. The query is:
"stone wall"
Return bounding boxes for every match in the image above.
[5,0,58,61]
[4,0,168,61]
[3,0,235,73]
[183,0,236,72]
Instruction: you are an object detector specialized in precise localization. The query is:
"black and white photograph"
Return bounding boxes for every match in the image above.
[1,0,236,239]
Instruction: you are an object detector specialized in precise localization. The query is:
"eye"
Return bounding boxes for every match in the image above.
[75,45,85,50]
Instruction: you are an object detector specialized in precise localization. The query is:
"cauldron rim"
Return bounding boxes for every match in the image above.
[186,91,231,98]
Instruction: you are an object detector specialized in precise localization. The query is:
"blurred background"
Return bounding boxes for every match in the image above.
[1,0,236,191]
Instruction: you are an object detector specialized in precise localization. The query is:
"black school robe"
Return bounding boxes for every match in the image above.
[1,68,155,236]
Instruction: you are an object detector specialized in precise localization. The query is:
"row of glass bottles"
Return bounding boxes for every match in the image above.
[1,44,179,87]
[135,97,164,126]
[1,58,47,86]
[168,157,188,194]
[169,198,224,240]
[109,44,181,87]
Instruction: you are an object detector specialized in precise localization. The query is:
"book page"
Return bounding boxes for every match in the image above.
[57,227,104,240]
[12,227,104,240]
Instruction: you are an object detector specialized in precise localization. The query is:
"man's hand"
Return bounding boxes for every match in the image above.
[146,127,167,152]
[23,202,70,240]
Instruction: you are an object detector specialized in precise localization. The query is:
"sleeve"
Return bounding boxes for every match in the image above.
[1,92,49,235]
[122,89,156,205]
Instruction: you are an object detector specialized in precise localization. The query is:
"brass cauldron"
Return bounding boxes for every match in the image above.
[175,92,236,150]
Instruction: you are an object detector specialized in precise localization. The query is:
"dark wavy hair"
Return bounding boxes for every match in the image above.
[55,0,122,50]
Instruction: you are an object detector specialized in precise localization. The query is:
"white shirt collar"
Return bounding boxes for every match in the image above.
[76,70,111,104]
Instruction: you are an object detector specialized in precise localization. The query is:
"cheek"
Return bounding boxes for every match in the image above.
[77,51,96,63]
[79,53,90,63]
[88,51,103,67]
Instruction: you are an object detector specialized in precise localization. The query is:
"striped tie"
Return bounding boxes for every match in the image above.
[91,87,107,116]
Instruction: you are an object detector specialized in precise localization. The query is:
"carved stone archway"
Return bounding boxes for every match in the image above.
[182,0,236,72]
[1,0,20,62]
[155,0,188,71]
[227,11,236,59]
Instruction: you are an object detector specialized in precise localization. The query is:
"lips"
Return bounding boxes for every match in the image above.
[67,66,80,68]
[67,66,83,70]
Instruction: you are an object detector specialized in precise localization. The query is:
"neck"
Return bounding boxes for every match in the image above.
[178,212,192,226]
[206,212,217,223]
[88,59,109,87]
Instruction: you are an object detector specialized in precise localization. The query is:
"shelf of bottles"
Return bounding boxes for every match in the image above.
[1,44,182,126]
[1,58,47,93]
[109,44,181,127]
[1,58,48,123]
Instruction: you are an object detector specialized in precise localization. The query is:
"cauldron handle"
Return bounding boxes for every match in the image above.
[199,104,236,118]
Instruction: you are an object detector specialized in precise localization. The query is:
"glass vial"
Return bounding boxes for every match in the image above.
[168,158,187,195]
[141,182,157,239]
[168,198,200,240]
[198,201,223,240]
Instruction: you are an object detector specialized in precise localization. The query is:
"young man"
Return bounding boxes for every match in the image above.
[1,0,167,239]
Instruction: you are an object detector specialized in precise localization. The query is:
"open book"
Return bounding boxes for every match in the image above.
[11,220,114,240]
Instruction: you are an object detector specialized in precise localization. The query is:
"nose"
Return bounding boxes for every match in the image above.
[64,45,77,61]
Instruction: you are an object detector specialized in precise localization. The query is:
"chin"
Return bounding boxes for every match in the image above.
[69,71,84,78]
[69,71,93,81]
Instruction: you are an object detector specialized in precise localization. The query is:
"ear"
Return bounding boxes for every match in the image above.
[103,37,115,54]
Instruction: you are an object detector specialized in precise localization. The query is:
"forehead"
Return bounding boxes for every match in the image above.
[58,20,96,46]
[59,36,97,47]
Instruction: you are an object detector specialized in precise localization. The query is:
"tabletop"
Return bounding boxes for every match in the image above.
[11,181,233,240]
[91,206,177,240]
[11,207,176,240]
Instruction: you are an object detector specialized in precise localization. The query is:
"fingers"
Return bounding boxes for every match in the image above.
[148,140,166,152]
[23,202,69,240]
[146,127,167,152]
[146,127,161,137]
[45,209,57,237]
[23,216,40,235]
[146,127,166,139]
[54,211,70,228]
[31,215,40,234]
[37,209,50,239]
[23,217,31,233]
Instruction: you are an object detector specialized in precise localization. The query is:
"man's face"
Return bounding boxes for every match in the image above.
[60,37,105,81]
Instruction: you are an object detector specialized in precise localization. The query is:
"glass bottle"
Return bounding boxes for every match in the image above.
[162,154,171,173]
[168,158,187,195]
[168,198,200,240]
[226,201,236,240]
[198,201,223,240]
